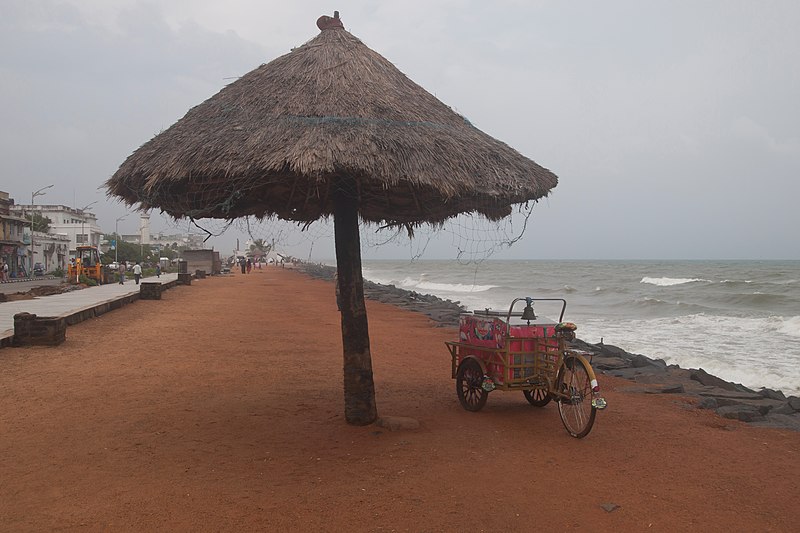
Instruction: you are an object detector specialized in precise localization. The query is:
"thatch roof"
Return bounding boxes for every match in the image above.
[106,13,558,225]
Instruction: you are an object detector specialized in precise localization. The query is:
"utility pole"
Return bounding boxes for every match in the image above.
[30,184,54,276]
[79,201,98,249]
[115,214,128,264]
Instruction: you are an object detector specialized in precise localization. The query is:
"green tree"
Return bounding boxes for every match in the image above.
[26,213,51,233]
[159,247,178,260]
[101,234,155,264]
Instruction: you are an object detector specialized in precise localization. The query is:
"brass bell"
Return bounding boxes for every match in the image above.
[521,297,536,323]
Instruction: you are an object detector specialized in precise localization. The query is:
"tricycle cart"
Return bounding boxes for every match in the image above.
[445,297,607,438]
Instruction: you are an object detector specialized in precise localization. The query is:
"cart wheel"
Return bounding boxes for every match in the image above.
[523,388,551,407]
[555,356,597,438]
[456,358,488,412]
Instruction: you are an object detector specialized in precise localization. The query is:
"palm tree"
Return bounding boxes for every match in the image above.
[250,238,270,252]
[249,238,271,261]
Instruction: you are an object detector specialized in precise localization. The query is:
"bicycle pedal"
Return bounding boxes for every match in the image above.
[592,398,607,410]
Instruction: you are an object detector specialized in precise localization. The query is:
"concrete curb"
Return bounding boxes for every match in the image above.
[1,275,186,348]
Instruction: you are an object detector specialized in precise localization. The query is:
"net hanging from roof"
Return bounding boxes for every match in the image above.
[160,199,537,265]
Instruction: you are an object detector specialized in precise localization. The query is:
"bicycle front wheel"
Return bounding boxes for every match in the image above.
[556,356,597,438]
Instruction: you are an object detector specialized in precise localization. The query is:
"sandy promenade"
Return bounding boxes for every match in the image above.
[1,268,798,531]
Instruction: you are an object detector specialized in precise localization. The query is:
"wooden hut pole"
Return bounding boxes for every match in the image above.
[333,179,378,425]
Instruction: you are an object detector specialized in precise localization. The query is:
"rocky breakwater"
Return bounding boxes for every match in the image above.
[299,263,800,431]
[299,263,465,326]
[571,338,800,431]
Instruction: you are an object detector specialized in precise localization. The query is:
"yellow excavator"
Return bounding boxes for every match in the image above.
[67,245,104,284]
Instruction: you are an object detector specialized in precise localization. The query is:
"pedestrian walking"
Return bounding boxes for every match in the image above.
[119,263,126,284]
[246,258,252,274]
[155,263,161,278]
[1,261,8,282]
[133,262,142,285]
[239,257,246,274]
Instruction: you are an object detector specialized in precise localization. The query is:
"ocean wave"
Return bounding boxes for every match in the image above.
[641,277,711,286]
[397,277,497,293]
[593,286,627,294]
[529,286,574,294]
[362,272,497,293]
[776,316,800,338]
[713,292,791,308]
[626,297,711,314]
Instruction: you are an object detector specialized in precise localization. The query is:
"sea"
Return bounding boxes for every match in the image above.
[358,260,800,396]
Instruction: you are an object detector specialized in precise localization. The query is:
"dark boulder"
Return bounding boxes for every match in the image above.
[759,388,786,401]
[716,404,765,422]
[690,369,753,393]
[698,397,718,409]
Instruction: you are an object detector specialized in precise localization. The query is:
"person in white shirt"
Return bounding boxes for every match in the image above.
[133,262,142,285]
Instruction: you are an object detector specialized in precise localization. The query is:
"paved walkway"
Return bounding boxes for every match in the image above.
[0,274,179,342]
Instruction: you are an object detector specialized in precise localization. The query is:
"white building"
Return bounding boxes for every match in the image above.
[103,213,205,256]
[148,232,206,251]
[11,204,102,256]
[32,231,71,272]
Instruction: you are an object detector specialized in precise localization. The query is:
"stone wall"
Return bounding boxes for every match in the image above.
[13,313,66,346]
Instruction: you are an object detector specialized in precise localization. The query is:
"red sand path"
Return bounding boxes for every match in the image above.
[1,268,798,531]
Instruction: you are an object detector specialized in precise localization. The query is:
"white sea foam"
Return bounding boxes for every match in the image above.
[363,269,497,297]
[580,313,800,396]
[414,281,497,293]
[777,316,800,338]
[641,277,710,286]
[389,276,496,293]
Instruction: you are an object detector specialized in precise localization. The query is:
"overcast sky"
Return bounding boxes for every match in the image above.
[2,0,798,260]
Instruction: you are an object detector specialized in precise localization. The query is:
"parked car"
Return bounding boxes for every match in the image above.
[33,263,44,276]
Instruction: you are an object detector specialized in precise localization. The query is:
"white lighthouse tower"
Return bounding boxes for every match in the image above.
[139,213,150,245]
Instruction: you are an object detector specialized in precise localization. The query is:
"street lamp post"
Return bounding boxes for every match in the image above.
[30,184,54,275]
[115,214,128,264]
[79,201,98,249]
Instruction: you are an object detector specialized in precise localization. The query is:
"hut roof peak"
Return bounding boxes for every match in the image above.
[316,11,344,31]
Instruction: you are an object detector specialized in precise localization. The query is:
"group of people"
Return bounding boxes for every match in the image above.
[238,257,264,274]
[236,257,283,274]
[118,262,144,285]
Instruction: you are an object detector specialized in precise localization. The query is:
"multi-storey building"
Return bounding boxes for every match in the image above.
[10,203,102,256]
[0,191,30,278]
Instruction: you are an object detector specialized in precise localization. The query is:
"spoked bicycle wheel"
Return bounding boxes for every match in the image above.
[523,388,551,407]
[555,355,597,438]
[456,358,488,412]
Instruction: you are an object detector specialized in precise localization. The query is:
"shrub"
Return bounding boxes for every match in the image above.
[79,274,98,286]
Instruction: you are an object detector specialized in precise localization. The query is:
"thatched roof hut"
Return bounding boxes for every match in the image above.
[106,13,557,226]
[106,12,559,427]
